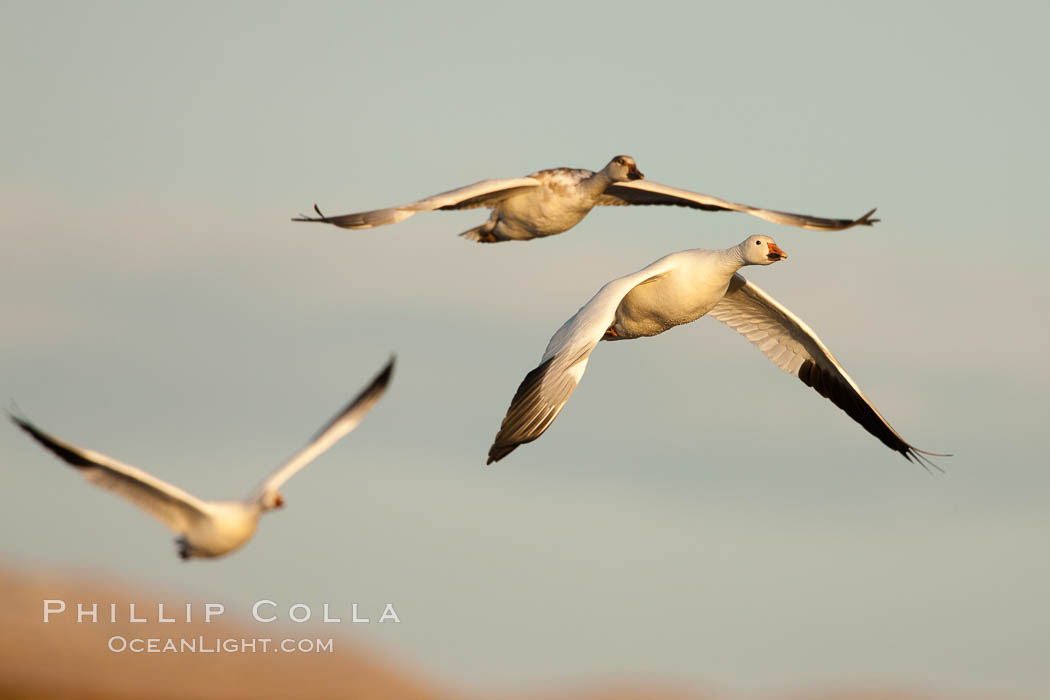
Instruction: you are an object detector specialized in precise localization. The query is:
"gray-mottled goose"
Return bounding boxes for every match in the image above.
[293,156,877,242]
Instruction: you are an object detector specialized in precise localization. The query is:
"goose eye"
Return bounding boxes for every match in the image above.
[755,241,762,246]
[616,158,624,165]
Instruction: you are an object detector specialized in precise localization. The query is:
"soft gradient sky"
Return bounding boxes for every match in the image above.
[2,1,1048,697]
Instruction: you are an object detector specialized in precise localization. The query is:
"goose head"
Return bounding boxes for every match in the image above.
[604,155,644,181]
[260,490,285,512]
[740,234,787,265]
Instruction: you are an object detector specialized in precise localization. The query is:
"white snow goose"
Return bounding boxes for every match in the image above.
[293,155,878,243]
[10,357,394,559]
[486,238,944,467]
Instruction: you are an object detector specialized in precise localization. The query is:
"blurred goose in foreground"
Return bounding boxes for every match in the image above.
[10,357,394,560]
[293,155,878,243]
[487,237,943,467]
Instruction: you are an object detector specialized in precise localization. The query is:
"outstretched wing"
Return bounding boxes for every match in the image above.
[707,274,945,468]
[599,180,878,231]
[255,356,395,498]
[292,178,541,229]
[487,257,680,464]
[9,414,210,532]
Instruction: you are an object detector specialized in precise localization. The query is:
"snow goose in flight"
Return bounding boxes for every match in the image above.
[486,238,943,467]
[9,357,394,559]
[293,156,878,243]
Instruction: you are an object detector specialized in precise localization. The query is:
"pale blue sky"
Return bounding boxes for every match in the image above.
[2,1,1048,697]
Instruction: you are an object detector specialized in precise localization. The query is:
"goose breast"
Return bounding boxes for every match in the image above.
[611,253,731,338]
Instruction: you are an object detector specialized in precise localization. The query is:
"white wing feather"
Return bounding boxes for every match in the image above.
[707,274,941,465]
[487,256,680,463]
[10,415,210,533]
[255,357,394,497]
[599,180,879,231]
[293,179,541,229]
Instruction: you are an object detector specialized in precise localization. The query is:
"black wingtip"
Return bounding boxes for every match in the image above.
[360,355,396,400]
[376,355,396,387]
[904,446,949,474]
[8,405,29,431]
[361,355,396,404]
[486,443,517,465]
[485,357,563,466]
[291,204,328,223]
[8,403,38,436]
[9,412,99,470]
[858,207,879,226]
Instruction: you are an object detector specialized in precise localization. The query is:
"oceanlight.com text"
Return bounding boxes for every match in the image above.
[107,636,334,654]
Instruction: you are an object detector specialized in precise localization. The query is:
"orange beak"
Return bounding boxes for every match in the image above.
[628,165,644,180]
[766,242,787,261]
